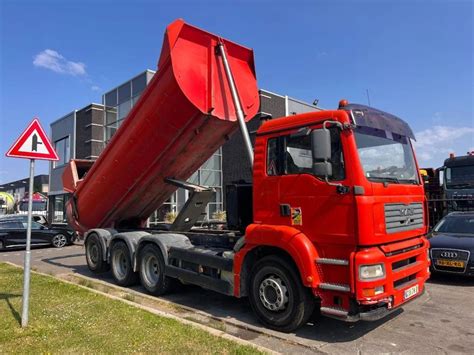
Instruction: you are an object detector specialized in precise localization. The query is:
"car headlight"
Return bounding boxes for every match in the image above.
[359,264,385,281]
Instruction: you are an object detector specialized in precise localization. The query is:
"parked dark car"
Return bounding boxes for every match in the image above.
[429,212,474,276]
[0,215,75,250]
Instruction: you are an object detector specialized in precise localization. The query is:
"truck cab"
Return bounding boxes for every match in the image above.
[443,152,474,210]
[235,101,429,328]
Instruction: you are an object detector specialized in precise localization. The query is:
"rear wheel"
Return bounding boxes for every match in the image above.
[110,241,138,286]
[138,244,173,295]
[85,233,109,273]
[248,255,315,332]
[52,234,68,248]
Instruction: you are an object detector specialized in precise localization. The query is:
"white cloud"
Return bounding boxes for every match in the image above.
[413,126,474,166]
[33,49,86,76]
[91,85,101,91]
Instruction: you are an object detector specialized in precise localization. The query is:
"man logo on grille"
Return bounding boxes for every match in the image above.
[400,207,415,216]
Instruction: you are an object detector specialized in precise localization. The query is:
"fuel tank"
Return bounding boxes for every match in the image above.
[63,19,259,233]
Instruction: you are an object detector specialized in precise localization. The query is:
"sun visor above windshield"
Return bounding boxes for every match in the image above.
[343,104,416,140]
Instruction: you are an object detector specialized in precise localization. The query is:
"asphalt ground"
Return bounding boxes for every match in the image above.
[1,243,473,354]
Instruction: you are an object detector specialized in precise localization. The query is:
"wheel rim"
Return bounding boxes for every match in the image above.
[53,234,67,248]
[87,241,99,265]
[259,275,289,311]
[112,248,128,279]
[142,252,160,287]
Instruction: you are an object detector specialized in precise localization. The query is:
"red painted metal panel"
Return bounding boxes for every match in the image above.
[64,19,259,233]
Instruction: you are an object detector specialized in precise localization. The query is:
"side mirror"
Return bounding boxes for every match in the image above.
[311,129,332,178]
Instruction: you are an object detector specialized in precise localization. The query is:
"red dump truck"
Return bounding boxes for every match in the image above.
[63,19,430,332]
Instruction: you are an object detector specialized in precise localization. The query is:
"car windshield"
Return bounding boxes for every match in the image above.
[445,165,474,189]
[434,215,474,235]
[354,126,418,184]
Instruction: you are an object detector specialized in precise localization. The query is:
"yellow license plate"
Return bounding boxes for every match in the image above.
[436,259,465,268]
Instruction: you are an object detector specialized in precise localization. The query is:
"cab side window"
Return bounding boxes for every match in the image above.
[266,128,345,180]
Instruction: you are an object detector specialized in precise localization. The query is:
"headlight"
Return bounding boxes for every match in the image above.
[359,264,385,280]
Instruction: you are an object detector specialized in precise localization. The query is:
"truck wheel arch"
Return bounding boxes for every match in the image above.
[236,225,320,297]
[84,228,117,262]
[109,231,152,268]
[135,233,192,271]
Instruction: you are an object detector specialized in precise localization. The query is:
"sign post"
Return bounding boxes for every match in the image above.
[5,118,59,328]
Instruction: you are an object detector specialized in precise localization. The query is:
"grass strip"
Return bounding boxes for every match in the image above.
[0,263,259,354]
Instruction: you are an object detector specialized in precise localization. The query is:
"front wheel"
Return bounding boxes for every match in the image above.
[248,256,315,332]
[51,234,68,248]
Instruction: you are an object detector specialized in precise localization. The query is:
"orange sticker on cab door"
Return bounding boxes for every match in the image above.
[291,207,302,225]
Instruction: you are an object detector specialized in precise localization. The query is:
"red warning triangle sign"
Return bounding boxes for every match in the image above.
[5,118,59,161]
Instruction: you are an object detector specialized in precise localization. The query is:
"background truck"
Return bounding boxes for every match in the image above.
[422,152,474,228]
[63,19,430,332]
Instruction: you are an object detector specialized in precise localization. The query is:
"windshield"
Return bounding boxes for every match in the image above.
[19,200,47,212]
[445,166,474,189]
[355,126,418,184]
[434,215,474,235]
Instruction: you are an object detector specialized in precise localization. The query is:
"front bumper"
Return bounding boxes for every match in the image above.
[321,286,425,322]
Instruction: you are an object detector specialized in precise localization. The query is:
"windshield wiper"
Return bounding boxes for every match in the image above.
[368,176,400,184]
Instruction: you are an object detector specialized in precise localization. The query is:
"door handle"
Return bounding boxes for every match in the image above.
[280,204,291,217]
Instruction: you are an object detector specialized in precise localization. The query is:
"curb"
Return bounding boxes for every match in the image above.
[3,261,277,355]
[62,272,325,353]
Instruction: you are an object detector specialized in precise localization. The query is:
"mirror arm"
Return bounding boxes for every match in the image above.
[323,120,343,131]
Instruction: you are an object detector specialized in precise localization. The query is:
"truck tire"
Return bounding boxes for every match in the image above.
[248,255,314,332]
[138,243,173,296]
[85,233,109,273]
[110,241,138,286]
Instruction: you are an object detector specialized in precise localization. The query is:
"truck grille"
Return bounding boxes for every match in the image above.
[384,203,423,234]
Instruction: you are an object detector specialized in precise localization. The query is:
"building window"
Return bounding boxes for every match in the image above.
[187,148,223,220]
[103,72,152,143]
[54,136,70,167]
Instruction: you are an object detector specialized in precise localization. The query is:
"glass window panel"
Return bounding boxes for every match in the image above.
[200,170,220,187]
[65,137,70,162]
[55,139,65,166]
[188,172,199,184]
[105,90,117,107]
[132,95,141,106]
[106,109,117,125]
[202,155,221,170]
[105,125,117,141]
[118,100,132,121]
[54,136,69,167]
[132,74,147,96]
[118,82,131,104]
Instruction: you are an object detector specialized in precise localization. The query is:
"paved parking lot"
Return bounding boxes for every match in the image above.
[1,244,473,354]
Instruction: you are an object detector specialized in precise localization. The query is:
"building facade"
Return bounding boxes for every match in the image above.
[48,70,319,224]
[48,103,105,222]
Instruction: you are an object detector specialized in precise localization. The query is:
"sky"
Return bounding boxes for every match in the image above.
[0,0,473,184]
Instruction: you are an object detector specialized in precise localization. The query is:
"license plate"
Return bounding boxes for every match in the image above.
[436,259,465,268]
[404,284,419,300]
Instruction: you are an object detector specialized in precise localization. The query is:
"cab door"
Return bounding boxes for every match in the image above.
[262,127,356,248]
